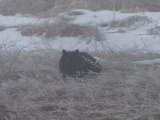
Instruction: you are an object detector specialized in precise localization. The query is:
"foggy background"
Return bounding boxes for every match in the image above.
[0,0,160,16]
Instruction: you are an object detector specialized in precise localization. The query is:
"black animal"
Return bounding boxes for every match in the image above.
[59,49,102,78]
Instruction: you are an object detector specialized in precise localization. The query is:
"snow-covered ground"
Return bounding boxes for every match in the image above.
[0,9,160,52]
[135,58,160,65]
[0,9,160,64]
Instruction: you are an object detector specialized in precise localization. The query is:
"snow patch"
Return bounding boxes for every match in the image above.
[135,58,160,65]
[0,9,160,53]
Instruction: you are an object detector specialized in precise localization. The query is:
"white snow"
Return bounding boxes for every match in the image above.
[71,10,143,26]
[0,28,43,50]
[65,10,160,26]
[0,9,160,54]
[135,58,160,65]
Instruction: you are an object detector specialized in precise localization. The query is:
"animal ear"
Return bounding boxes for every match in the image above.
[75,49,79,54]
[62,50,67,55]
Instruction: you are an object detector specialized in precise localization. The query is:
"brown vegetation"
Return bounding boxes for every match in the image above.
[0,0,160,16]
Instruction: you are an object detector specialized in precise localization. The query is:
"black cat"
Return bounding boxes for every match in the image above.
[59,49,102,79]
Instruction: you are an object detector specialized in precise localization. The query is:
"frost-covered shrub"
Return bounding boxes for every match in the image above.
[1,43,160,120]
[0,45,60,83]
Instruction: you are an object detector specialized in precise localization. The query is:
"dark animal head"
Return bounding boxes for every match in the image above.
[60,49,85,76]
[61,49,82,67]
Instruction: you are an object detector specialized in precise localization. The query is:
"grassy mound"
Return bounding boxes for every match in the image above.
[107,16,151,32]
[19,20,103,40]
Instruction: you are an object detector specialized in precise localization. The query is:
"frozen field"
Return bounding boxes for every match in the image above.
[0,9,160,52]
[0,9,160,120]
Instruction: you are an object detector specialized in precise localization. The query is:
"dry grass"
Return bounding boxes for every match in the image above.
[0,44,160,120]
[42,0,160,15]
[0,0,55,15]
[107,16,151,32]
[19,20,104,41]
[148,26,160,35]
[1,0,160,16]
[0,26,7,31]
